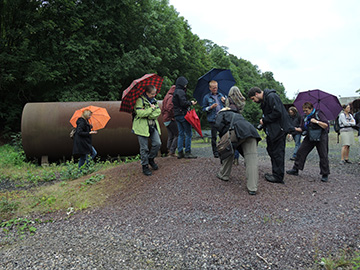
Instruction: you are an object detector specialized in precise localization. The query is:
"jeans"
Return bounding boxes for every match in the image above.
[137,126,161,165]
[292,134,301,158]
[78,146,97,168]
[175,115,192,153]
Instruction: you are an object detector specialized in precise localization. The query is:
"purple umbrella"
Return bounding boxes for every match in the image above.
[293,89,342,120]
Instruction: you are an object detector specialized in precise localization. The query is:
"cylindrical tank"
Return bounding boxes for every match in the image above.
[21,101,168,161]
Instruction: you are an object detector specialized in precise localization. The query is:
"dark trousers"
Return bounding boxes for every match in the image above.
[294,133,330,175]
[266,133,286,180]
[210,122,218,155]
[166,120,178,154]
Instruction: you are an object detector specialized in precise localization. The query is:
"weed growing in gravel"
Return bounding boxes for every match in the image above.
[319,248,360,269]
[1,217,40,236]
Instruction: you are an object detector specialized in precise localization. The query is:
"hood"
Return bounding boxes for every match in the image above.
[175,76,188,90]
[263,88,277,97]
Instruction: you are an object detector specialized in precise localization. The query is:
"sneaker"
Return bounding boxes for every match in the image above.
[177,151,185,159]
[184,152,197,159]
[142,165,152,176]
[214,152,219,158]
[286,168,299,176]
[290,157,296,161]
[339,160,345,165]
[248,190,256,195]
[148,158,158,170]
[345,160,352,164]
[233,159,239,165]
[321,174,328,182]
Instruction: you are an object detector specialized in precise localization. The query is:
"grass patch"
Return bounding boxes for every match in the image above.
[0,141,140,223]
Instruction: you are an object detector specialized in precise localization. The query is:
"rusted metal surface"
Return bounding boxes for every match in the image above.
[21,101,167,160]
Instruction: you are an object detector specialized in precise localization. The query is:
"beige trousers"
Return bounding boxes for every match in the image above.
[218,137,258,192]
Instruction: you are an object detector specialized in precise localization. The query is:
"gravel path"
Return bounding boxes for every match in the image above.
[1,143,360,269]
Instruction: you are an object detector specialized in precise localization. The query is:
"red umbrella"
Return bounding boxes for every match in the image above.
[184,109,203,137]
[119,74,164,113]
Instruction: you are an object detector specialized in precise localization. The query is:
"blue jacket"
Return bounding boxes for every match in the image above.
[202,92,225,123]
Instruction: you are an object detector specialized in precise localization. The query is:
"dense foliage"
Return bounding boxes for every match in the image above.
[0,0,290,135]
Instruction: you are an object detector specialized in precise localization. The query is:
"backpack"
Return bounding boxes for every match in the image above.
[334,115,341,134]
[333,113,343,143]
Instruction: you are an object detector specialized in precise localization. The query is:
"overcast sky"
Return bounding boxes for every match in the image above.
[169,0,360,99]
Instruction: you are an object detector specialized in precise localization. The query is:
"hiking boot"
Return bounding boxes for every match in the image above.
[339,160,345,165]
[142,165,152,176]
[345,159,352,164]
[177,151,185,159]
[286,167,299,176]
[184,152,197,159]
[148,158,158,170]
[321,174,328,182]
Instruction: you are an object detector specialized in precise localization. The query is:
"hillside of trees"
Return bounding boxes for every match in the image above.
[0,0,292,136]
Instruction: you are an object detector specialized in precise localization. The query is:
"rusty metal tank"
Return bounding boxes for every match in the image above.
[21,101,168,161]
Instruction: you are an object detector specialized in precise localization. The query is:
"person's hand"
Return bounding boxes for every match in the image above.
[259,119,264,125]
[221,97,226,103]
[90,131,97,135]
[150,104,156,109]
[211,103,218,109]
[295,127,302,132]
[310,118,319,124]
[191,100,197,105]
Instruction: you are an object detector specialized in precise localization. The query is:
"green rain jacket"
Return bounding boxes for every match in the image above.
[132,96,161,137]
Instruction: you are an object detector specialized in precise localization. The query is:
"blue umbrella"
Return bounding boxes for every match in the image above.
[193,68,236,106]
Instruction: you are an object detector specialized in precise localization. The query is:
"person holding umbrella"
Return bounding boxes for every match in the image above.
[248,87,293,184]
[202,80,226,158]
[72,109,98,169]
[132,85,162,176]
[172,76,197,159]
[286,102,330,182]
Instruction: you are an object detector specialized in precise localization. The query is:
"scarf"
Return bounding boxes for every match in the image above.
[304,108,316,130]
[143,93,156,105]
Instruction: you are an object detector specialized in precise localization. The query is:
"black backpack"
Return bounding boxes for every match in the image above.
[334,114,341,134]
[333,113,342,143]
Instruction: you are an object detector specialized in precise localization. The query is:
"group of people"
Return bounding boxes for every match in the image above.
[72,75,360,194]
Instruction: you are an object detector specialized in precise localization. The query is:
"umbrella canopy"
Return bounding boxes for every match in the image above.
[119,73,164,113]
[193,68,236,106]
[70,105,111,131]
[184,109,203,137]
[293,89,342,120]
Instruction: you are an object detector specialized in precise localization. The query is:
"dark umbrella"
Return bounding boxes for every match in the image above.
[119,74,164,113]
[293,89,342,120]
[193,68,236,106]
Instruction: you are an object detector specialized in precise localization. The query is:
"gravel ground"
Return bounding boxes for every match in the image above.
[1,142,360,269]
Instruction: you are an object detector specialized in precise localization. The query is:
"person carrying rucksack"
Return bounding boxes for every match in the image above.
[339,104,356,164]
[161,85,178,157]
[286,102,330,182]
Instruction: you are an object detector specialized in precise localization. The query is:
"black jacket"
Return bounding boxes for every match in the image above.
[261,89,294,140]
[215,108,261,142]
[72,117,93,155]
[172,76,192,117]
[289,113,301,135]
